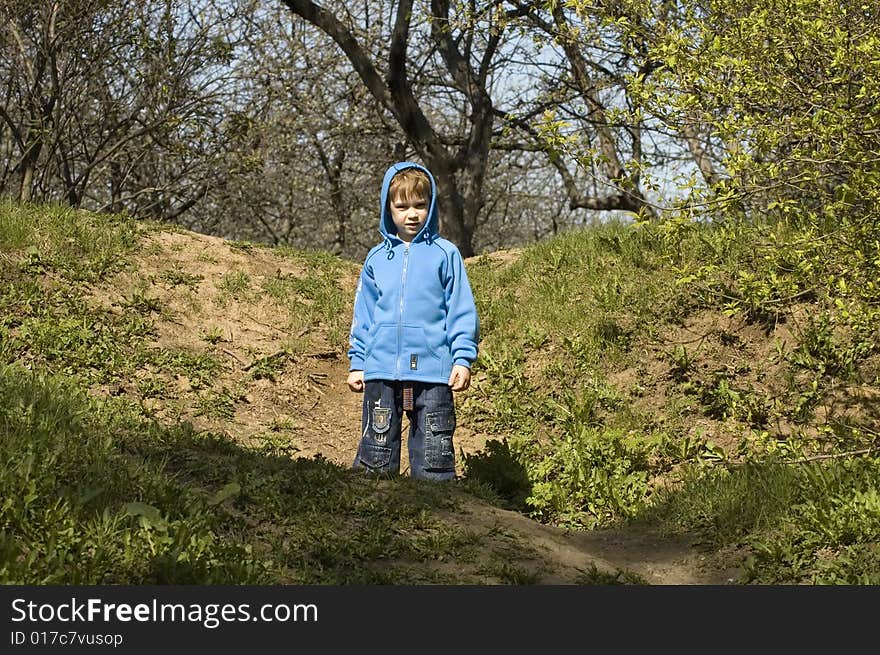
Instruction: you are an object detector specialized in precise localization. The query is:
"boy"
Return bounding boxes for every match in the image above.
[347,161,479,481]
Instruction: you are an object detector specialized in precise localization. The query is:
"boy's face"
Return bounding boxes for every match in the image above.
[389,192,428,242]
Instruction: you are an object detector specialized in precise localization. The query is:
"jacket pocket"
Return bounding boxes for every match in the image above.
[365,324,396,373]
[424,410,456,471]
[402,326,443,377]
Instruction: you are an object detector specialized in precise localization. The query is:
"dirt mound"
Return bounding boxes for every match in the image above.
[89,229,496,471]
[81,227,735,584]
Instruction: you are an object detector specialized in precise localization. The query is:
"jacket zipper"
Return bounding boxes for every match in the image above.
[396,243,410,378]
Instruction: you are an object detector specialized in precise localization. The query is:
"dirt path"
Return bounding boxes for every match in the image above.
[447,497,741,584]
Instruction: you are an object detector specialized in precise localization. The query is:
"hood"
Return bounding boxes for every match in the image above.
[379,161,439,244]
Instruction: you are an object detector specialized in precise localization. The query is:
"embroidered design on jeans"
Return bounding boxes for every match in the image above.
[372,398,391,443]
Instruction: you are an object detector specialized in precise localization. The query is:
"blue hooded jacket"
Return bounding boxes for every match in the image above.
[348,162,479,383]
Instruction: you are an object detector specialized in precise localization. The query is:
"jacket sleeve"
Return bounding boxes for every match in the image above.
[444,247,480,368]
[348,257,378,371]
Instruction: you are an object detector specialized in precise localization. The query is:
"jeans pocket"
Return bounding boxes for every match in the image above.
[425,410,456,471]
[359,442,392,471]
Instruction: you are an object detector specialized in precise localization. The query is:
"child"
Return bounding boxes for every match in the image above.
[347,161,479,480]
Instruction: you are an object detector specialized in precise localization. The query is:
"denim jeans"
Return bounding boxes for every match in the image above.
[353,380,456,481]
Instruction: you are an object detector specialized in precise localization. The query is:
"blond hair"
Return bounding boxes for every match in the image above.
[389,168,431,203]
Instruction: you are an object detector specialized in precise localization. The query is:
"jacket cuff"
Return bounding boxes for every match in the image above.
[349,356,365,371]
[452,358,472,369]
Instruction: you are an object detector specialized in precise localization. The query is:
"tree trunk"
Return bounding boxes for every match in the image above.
[18,165,34,203]
[425,160,475,257]
[18,142,41,203]
[281,0,483,257]
[109,161,123,214]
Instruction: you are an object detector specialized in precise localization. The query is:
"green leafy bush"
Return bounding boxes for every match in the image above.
[525,428,654,528]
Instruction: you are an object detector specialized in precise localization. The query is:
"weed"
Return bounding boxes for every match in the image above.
[228,240,256,253]
[159,266,203,288]
[696,375,771,428]
[656,431,726,465]
[254,432,301,458]
[248,350,289,382]
[196,252,217,264]
[197,384,246,420]
[666,344,694,382]
[743,459,880,583]
[477,560,541,584]
[217,270,251,302]
[120,288,163,314]
[576,563,648,585]
[137,376,169,399]
[526,427,655,529]
[788,311,876,380]
[150,350,222,390]
[200,326,226,344]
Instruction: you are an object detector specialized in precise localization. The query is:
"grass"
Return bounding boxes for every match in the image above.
[0,201,560,584]
[263,248,353,351]
[0,363,554,584]
[642,457,880,584]
[461,215,880,581]
[0,200,140,282]
[460,223,691,528]
[0,365,262,584]
[469,223,679,361]
[216,270,251,304]
[2,198,879,584]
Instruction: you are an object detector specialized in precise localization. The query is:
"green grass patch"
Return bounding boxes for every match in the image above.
[469,222,680,363]
[461,214,879,583]
[263,249,355,351]
[0,365,263,583]
[641,457,880,583]
[464,429,655,529]
[0,199,140,282]
[0,365,550,584]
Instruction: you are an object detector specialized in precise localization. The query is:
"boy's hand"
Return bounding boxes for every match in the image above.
[347,370,365,392]
[448,365,471,392]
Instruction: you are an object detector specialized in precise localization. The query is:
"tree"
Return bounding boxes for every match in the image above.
[617,0,880,230]
[184,5,402,258]
[0,0,238,221]
[280,0,544,257]
[475,0,740,224]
